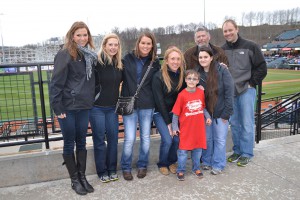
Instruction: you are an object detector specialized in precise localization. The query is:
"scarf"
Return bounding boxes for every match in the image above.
[77,45,98,80]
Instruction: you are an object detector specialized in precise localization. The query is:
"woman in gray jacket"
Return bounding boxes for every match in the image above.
[197,46,234,175]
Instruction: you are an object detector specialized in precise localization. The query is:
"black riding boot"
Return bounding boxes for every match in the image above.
[76,150,94,193]
[62,154,87,195]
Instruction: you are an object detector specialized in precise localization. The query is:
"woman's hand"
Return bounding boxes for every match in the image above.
[172,130,179,137]
[206,118,212,126]
[57,113,66,119]
[197,85,205,90]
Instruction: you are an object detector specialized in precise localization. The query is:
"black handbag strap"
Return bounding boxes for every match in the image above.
[134,61,153,97]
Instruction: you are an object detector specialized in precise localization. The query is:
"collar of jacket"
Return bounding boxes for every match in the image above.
[226,34,241,48]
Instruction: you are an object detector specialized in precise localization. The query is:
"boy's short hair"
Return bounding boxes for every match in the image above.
[185,69,200,79]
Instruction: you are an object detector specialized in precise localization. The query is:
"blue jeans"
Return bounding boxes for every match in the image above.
[58,109,89,155]
[89,106,119,177]
[121,108,154,172]
[230,88,256,158]
[177,148,202,173]
[153,112,178,168]
[202,118,229,171]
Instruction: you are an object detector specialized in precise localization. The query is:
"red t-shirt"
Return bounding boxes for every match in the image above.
[172,88,207,150]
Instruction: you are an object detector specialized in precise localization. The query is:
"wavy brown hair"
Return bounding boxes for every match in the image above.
[199,46,218,114]
[134,32,157,62]
[63,21,95,60]
[161,46,185,92]
[98,33,123,70]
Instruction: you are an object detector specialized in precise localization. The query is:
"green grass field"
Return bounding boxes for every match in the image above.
[0,69,299,121]
[262,69,300,99]
[0,71,51,121]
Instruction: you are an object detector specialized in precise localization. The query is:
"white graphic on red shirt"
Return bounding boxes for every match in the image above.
[185,100,203,116]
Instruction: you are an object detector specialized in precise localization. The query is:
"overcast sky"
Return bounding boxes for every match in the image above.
[0,0,298,46]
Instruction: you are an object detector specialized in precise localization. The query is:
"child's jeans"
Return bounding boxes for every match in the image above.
[177,148,202,173]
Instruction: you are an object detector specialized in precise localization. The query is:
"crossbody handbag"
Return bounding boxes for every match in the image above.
[115,62,153,115]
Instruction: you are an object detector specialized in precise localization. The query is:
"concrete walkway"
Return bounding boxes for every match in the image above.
[0,135,300,200]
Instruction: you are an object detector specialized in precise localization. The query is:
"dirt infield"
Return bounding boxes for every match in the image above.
[262,79,300,85]
[260,78,300,110]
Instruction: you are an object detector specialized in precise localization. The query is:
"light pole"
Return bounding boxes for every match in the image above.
[203,0,206,26]
[0,13,4,63]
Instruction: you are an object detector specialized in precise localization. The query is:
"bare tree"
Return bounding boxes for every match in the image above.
[111,27,120,35]
[206,22,217,30]
[245,12,256,26]
[241,12,246,26]
[153,27,166,36]
[272,11,280,25]
[166,25,175,35]
[185,23,198,32]
[256,11,264,25]
[278,10,287,25]
[286,9,291,25]
[265,11,272,25]
[294,7,300,24]
[176,24,185,34]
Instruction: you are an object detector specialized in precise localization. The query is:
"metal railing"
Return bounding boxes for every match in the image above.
[256,92,300,141]
[0,63,158,149]
[1,62,299,149]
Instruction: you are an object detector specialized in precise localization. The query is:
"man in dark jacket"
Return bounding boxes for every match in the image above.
[222,19,267,167]
[184,26,228,69]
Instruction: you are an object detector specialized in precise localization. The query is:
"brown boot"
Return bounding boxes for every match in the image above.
[137,168,147,178]
[169,163,178,174]
[159,167,169,175]
[123,171,133,181]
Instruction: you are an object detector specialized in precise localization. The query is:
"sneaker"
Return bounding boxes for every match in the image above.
[123,171,133,181]
[159,167,169,175]
[137,168,147,179]
[177,172,185,181]
[169,163,177,174]
[211,169,222,175]
[227,153,241,163]
[99,175,110,183]
[237,156,250,167]
[109,173,119,181]
[202,165,211,170]
[192,170,204,179]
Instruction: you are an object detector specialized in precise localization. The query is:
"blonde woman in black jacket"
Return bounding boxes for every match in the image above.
[89,33,123,183]
[152,46,185,176]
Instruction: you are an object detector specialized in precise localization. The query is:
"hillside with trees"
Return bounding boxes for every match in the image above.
[113,7,300,54]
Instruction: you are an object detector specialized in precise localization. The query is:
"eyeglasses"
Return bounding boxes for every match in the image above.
[185,77,198,82]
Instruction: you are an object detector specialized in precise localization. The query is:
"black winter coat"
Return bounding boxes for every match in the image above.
[50,49,95,115]
[121,51,160,109]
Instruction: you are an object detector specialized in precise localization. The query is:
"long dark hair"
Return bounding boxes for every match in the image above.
[199,46,218,114]
[134,32,157,62]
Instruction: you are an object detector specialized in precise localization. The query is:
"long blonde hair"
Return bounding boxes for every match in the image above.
[161,46,185,92]
[98,33,123,70]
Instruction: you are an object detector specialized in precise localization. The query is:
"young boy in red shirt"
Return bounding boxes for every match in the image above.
[172,69,211,181]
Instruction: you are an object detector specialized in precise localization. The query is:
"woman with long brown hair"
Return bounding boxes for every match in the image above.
[120,32,160,180]
[198,46,234,175]
[50,21,97,195]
